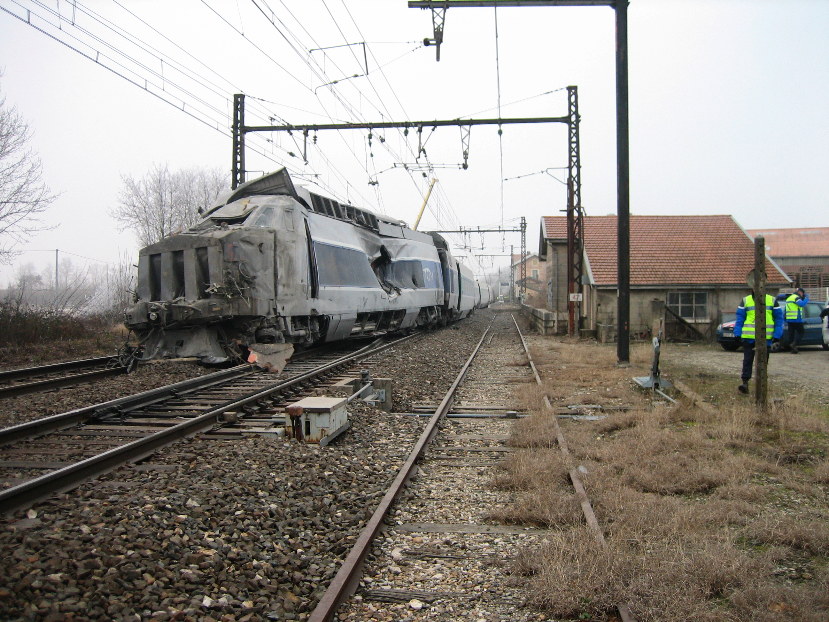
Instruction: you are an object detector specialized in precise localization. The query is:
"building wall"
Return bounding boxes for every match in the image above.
[513,255,546,303]
[541,241,571,333]
[772,257,829,300]
[592,287,781,343]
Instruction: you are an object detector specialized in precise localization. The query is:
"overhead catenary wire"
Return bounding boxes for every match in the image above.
[494,5,505,227]
[5,0,519,273]
[247,0,447,218]
[2,0,325,183]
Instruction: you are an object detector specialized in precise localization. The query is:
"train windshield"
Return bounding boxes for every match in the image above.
[205,201,258,223]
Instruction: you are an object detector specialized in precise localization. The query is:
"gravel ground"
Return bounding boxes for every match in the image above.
[661,341,829,401]
[0,361,216,429]
[336,312,551,622]
[0,312,494,621]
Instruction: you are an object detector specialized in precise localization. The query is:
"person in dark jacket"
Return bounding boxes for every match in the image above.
[734,290,783,394]
[777,287,809,353]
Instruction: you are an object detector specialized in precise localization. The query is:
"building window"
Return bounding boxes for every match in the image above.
[667,291,708,321]
[531,269,539,279]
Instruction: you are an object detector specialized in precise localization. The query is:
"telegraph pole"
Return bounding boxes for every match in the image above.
[753,237,768,410]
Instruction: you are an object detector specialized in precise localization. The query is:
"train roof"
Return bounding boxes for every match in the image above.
[208,168,430,242]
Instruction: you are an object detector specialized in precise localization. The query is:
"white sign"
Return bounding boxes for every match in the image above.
[569,293,583,302]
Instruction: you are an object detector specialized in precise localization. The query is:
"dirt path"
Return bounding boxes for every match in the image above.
[661,341,829,401]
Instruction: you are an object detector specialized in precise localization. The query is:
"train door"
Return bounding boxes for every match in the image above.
[455,262,462,311]
[304,218,319,299]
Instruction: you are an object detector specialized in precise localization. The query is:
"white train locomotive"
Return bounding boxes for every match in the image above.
[125,168,486,365]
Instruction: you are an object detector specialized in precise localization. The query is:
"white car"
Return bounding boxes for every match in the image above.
[823,301,829,350]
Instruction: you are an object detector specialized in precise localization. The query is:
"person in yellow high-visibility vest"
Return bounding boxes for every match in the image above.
[776,287,809,353]
[733,290,784,394]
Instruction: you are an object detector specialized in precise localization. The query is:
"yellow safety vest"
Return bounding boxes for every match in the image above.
[785,294,802,321]
[742,294,775,339]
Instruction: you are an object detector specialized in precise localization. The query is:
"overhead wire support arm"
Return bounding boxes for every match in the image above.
[409,1,614,6]
[409,0,632,365]
[240,115,569,133]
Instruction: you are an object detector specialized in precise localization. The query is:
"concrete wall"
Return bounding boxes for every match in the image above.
[593,287,784,343]
[521,303,559,335]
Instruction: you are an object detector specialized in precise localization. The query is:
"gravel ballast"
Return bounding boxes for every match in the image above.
[0,312,494,620]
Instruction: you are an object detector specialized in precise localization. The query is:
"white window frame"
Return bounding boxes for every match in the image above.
[667,291,708,322]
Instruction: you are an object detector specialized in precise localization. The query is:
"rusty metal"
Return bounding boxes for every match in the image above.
[519,318,636,622]
[0,365,253,446]
[567,85,582,336]
[308,324,493,622]
[0,357,126,399]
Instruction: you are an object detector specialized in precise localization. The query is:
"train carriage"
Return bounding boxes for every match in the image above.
[125,168,473,364]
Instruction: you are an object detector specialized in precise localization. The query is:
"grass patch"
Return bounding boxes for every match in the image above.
[497,335,829,621]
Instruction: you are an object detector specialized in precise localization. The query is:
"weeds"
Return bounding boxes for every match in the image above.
[496,335,829,621]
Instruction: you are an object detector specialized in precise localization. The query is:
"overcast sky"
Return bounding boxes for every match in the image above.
[0,0,827,285]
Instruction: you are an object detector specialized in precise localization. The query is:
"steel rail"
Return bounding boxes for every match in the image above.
[0,336,403,446]
[0,334,417,516]
[0,365,254,446]
[308,323,493,622]
[0,356,117,382]
[514,315,637,622]
[0,366,127,399]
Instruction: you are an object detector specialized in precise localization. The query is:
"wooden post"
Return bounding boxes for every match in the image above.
[754,237,768,410]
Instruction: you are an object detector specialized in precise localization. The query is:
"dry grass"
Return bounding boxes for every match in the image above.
[488,448,583,528]
[497,335,829,621]
[744,514,829,556]
[814,460,829,484]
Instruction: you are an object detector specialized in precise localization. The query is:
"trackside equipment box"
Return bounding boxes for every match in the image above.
[285,396,349,445]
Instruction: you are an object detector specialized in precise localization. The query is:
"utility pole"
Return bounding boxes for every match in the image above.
[408,0,631,361]
[510,245,515,302]
[753,237,768,410]
[567,85,582,337]
[232,94,246,190]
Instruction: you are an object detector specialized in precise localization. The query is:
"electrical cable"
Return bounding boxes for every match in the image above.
[494,6,504,228]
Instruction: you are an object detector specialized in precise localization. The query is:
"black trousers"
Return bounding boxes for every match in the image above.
[741,339,770,382]
[788,322,805,347]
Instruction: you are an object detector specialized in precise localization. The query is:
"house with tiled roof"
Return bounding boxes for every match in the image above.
[510,253,545,304]
[539,215,791,342]
[746,228,829,299]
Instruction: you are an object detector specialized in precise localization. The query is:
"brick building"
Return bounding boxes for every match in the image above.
[539,214,791,341]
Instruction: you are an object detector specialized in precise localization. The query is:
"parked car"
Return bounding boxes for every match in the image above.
[716,302,826,351]
[716,312,740,351]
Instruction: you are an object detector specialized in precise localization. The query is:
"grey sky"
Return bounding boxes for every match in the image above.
[0,0,827,284]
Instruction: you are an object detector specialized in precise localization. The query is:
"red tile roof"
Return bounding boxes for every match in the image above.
[541,214,790,287]
[746,227,829,258]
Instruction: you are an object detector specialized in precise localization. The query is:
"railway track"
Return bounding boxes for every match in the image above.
[0,355,128,399]
[0,312,533,621]
[311,312,544,621]
[0,335,415,516]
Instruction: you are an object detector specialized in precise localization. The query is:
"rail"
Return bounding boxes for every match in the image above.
[0,334,416,516]
[0,356,127,399]
[308,321,493,622]
[514,314,637,622]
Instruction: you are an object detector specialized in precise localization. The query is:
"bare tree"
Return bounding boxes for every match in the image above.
[113,163,227,246]
[0,90,57,263]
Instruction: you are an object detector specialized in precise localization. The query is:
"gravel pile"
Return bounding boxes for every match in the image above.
[0,312,493,620]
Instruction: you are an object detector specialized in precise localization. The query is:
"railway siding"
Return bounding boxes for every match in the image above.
[335,314,551,621]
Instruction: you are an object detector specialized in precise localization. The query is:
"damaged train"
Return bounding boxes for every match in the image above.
[124,168,491,367]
